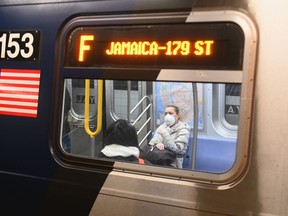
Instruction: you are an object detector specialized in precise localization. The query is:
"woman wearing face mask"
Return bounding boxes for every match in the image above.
[148,105,190,168]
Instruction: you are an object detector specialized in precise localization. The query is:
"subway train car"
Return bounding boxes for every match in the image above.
[0,0,288,215]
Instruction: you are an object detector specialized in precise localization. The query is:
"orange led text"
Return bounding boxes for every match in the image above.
[78,35,94,62]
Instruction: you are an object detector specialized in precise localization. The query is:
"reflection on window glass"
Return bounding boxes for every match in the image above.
[61,79,239,173]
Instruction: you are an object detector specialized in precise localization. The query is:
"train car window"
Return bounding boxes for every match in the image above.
[54,11,257,187]
[113,80,139,91]
[211,84,239,138]
[110,80,142,121]
[68,79,98,121]
[60,79,237,173]
[225,84,241,126]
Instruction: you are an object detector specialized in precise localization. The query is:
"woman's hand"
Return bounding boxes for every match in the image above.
[156,143,165,150]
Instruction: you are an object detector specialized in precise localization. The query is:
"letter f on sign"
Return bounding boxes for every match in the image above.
[78,35,94,62]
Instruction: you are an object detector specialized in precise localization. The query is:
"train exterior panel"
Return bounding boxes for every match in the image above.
[0,0,288,215]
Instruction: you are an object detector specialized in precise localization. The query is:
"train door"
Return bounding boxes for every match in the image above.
[62,79,102,156]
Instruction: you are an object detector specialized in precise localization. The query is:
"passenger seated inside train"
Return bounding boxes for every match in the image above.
[147,105,190,168]
[98,119,145,164]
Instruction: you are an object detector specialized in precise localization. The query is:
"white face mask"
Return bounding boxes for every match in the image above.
[164,114,176,126]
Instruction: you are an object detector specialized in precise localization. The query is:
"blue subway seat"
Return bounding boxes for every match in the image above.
[183,136,237,173]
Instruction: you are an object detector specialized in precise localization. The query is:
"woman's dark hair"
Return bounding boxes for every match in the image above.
[103,119,138,147]
[166,104,180,114]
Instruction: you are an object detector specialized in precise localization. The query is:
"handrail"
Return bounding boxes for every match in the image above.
[84,79,103,138]
[137,117,151,135]
[139,130,152,146]
[191,83,199,170]
[130,95,152,145]
[130,95,151,115]
[131,103,152,126]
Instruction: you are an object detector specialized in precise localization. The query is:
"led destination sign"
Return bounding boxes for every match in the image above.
[65,23,244,69]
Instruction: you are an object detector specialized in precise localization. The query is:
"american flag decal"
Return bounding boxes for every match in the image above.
[0,68,41,118]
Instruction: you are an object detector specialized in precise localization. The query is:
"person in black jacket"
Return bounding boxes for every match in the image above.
[99,119,145,164]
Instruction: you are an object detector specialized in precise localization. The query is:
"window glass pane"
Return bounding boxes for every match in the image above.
[61,79,238,173]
